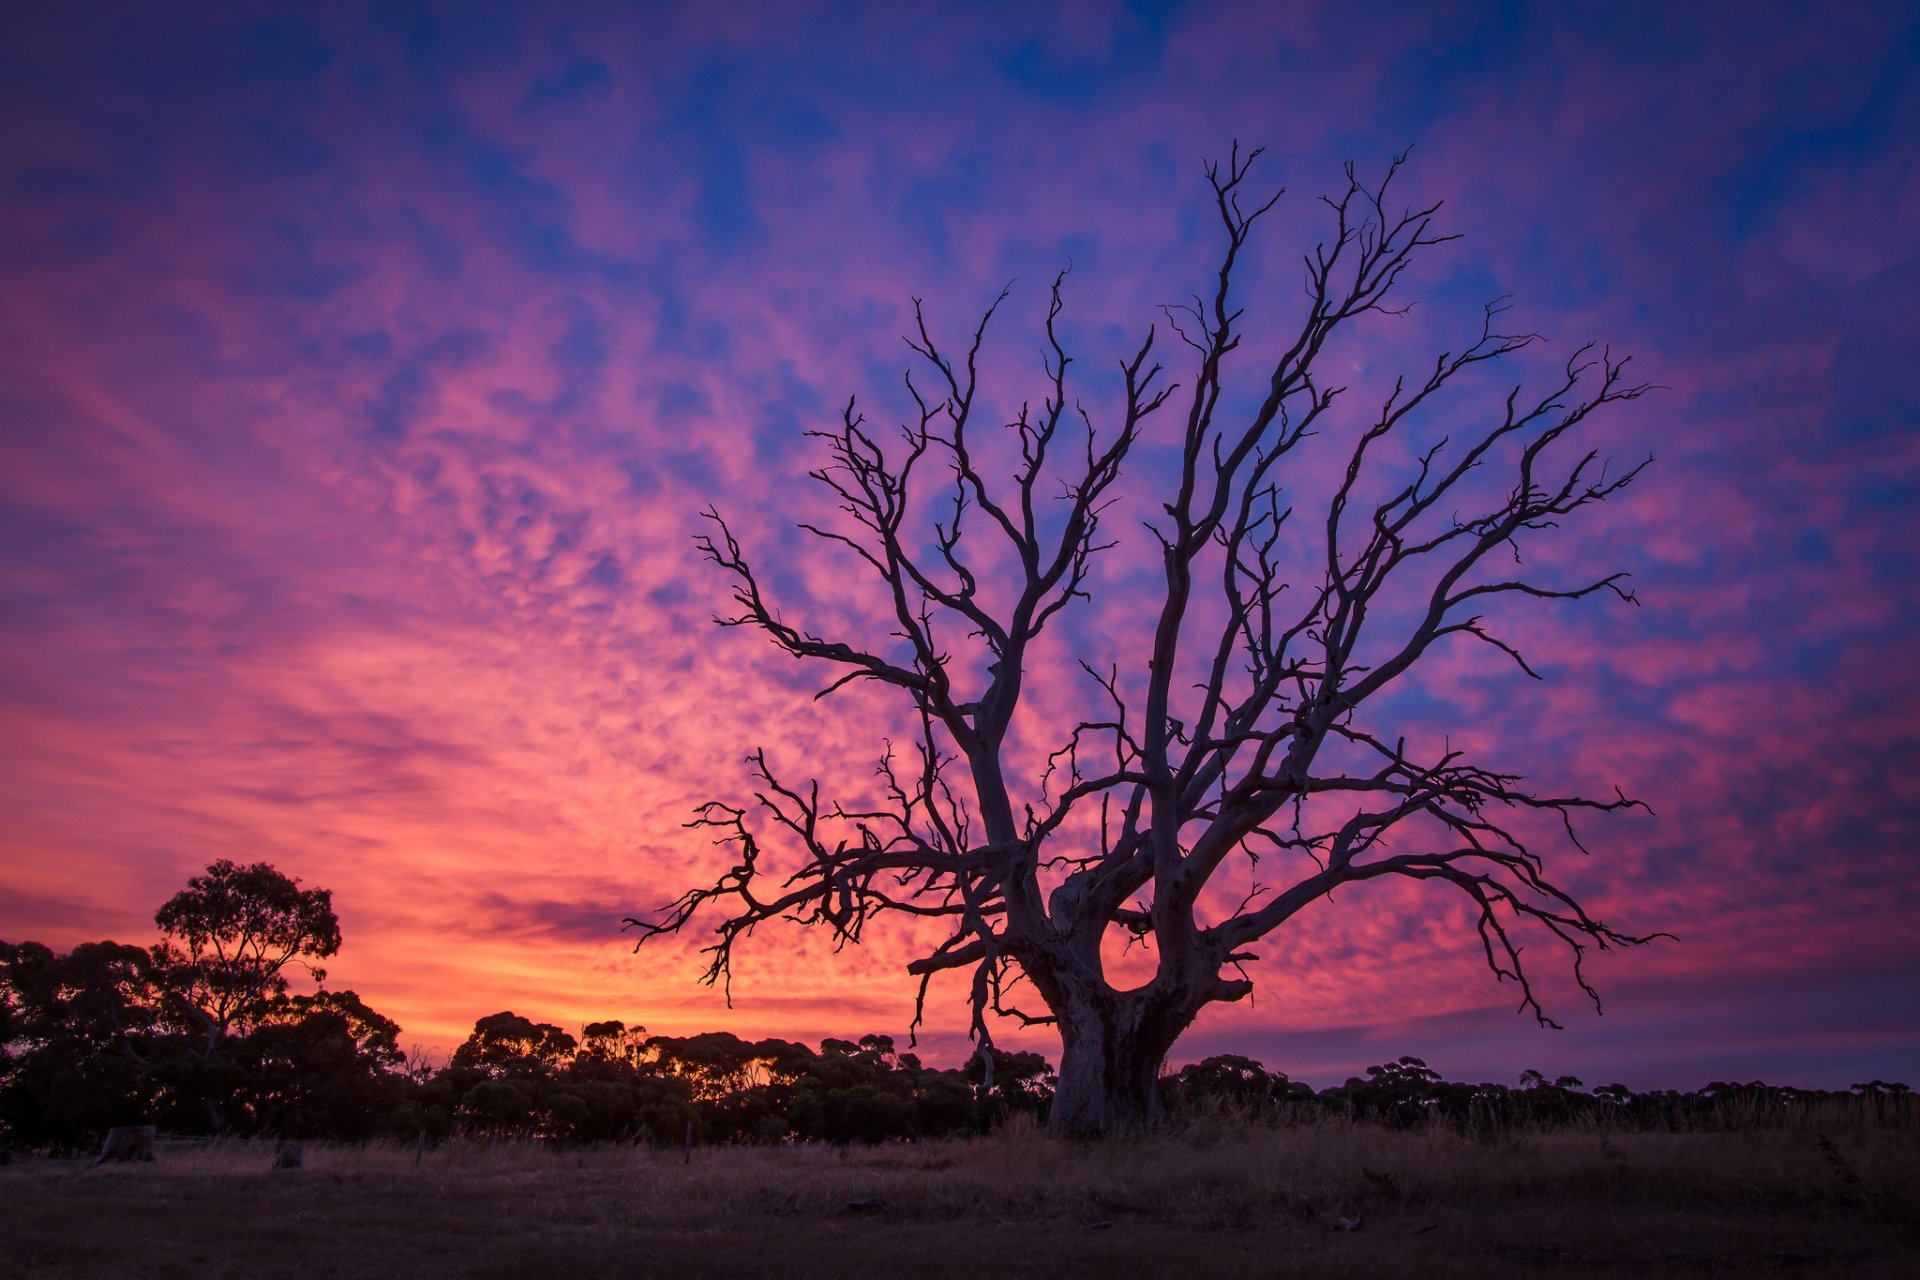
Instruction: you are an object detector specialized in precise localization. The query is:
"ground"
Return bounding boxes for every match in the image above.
[4,1118,1914,1278]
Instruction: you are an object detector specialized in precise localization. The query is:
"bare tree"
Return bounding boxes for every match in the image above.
[629,148,1662,1135]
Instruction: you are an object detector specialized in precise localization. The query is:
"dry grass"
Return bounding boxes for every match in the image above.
[5,1117,1915,1278]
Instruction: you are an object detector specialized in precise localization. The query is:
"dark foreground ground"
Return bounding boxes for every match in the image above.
[4,1119,1915,1278]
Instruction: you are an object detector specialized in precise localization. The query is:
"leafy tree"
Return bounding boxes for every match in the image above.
[645,1030,762,1099]
[750,1037,819,1086]
[783,1036,967,1143]
[1331,1055,1448,1127]
[434,1016,569,1138]
[631,148,1661,1133]
[964,1046,1056,1122]
[1163,1054,1313,1114]
[787,1068,909,1144]
[256,989,404,1072]
[544,1080,641,1142]
[631,1075,700,1145]
[574,1019,649,1078]
[0,940,161,1149]
[1854,1080,1913,1097]
[909,1068,977,1136]
[449,1011,577,1078]
[0,940,157,1061]
[231,997,409,1140]
[152,860,341,1061]
[461,1078,538,1135]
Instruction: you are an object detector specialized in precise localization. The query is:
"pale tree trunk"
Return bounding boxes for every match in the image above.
[1045,979,1199,1136]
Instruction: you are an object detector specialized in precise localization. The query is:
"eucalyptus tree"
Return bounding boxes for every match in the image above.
[153,859,341,1062]
[630,149,1660,1134]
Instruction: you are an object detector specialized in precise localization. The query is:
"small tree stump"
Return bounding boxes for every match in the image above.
[91,1125,156,1166]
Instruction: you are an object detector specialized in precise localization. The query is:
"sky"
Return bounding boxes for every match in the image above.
[1,0,1916,1091]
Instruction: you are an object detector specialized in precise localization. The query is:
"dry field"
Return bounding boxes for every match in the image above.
[3,1117,1915,1279]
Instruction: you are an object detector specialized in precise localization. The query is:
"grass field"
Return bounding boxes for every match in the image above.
[5,1116,1915,1278]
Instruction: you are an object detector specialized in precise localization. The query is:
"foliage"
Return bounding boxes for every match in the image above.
[0,865,1909,1151]
[2,933,1913,1148]
[1163,1053,1314,1112]
[231,993,411,1139]
[0,939,159,1150]
[151,860,341,1061]
[448,1011,578,1078]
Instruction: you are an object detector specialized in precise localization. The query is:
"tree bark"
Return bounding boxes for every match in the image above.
[1045,982,1194,1136]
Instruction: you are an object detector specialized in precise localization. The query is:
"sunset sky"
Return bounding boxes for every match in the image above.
[2,2,1915,1090]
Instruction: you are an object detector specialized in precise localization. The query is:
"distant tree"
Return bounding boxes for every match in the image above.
[645,1030,763,1099]
[0,940,157,1064]
[1163,1054,1313,1113]
[964,1046,1056,1122]
[750,1037,819,1085]
[631,147,1661,1133]
[0,940,161,1149]
[1165,1053,1272,1103]
[255,990,404,1073]
[233,994,409,1140]
[786,1038,915,1143]
[630,1075,699,1145]
[449,1011,577,1078]
[575,1019,649,1078]
[1852,1080,1913,1097]
[461,1078,537,1135]
[152,860,341,1061]
[787,1062,910,1143]
[544,1080,641,1142]
[1333,1055,1447,1127]
[914,1071,977,1133]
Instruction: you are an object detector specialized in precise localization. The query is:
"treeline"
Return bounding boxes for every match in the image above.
[0,853,1061,1152]
[1163,1052,1915,1134]
[6,936,1913,1153]
[0,938,1051,1149]
[3,862,1911,1151]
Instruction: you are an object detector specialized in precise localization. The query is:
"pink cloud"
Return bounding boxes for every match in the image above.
[1,2,1913,1089]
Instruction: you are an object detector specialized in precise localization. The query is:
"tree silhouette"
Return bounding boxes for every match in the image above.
[631,149,1663,1134]
[449,1011,577,1078]
[257,990,405,1072]
[234,993,408,1140]
[0,940,159,1148]
[152,860,341,1063]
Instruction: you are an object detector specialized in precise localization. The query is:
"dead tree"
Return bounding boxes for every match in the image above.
[629,149,1663,1135]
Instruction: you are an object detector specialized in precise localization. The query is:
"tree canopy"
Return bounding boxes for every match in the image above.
[153,859,341,1061]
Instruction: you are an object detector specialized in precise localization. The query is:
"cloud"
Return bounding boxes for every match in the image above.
[0,1,1914,1085]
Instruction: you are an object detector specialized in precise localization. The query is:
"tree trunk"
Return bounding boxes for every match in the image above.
[1046,985,1193,1136]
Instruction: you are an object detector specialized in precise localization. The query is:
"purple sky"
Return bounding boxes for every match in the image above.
[1,1,1916,1089]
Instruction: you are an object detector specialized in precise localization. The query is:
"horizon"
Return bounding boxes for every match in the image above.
[3,2,1917,1096]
